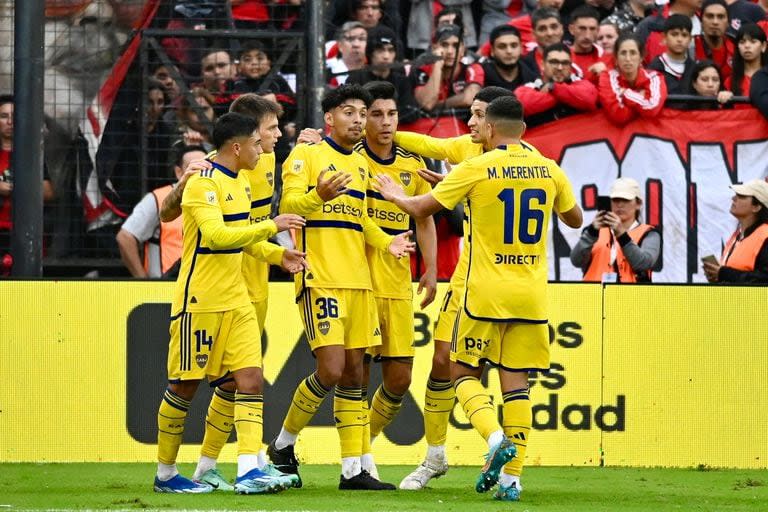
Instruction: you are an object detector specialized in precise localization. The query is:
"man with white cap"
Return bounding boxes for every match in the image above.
[703,179,768,283]
[570,177,662,282]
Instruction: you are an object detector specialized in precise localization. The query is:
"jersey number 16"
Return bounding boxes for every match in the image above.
[497,187,546,244]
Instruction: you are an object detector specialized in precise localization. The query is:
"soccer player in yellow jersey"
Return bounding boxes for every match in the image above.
[153,112,306,495]
[376,96,583,502]
[391,86,543,490]
[267,84,414,491]
[353,82,438,479]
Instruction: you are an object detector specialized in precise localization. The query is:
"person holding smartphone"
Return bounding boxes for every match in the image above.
[570,177,661,283]
[702,179,768,283]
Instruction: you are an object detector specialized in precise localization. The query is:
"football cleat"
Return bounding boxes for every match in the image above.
[195,468,234,491]
[153,474,213,494]
[339,470,396,490]
[234,467,287,495]
[399,458,449,490]
[267,438,302,488]
[475,437,516,493]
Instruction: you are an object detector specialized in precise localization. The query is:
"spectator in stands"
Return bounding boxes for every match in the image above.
[230,0,273,29]
[568,6,607,82]
[695,0,734,80]
[327,21,368,87]
[597,20,619,55]
[174,87,216,150]
[145,80,177,188]
[479,0,537,45]
[583,0,617,20]
[636,0,702,65]
[726,23,768,97]
[151,62,182,103]
[750,61,768,119]
[598,34,668,125]
[515,42,599,126]
[571,177,661,282]
[604,0,655,33]
[481,25,539,91]
[521,8,565,76]
[231,41,297,123]
[723,0,766,39]
[347,25,422,124]
[649,15,696,94]
[327,0,402,42]
[199,48,236,114]
[410,24,484,112]
[0,95,54,268]
[686,59,734,105]
[406,1,477,56]
[703,179,768,283]
[116,145,207,278]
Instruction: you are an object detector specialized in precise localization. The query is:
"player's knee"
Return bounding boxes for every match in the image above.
[317,364,344,387]
[385,370,412,396]
[432,348,450,373]
[231,367,263,394]
[168,380,199,401]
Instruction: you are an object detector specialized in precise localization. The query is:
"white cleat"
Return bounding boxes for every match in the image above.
[399,459,449,490]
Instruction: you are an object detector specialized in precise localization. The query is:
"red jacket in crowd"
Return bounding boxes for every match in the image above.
[598,68,668,126]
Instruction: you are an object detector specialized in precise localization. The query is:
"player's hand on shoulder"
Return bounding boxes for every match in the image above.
[281,249,309,274]
[374,174,407,201]
[297,127,323,145]
[316,168,353,201]
[272,214,306,232]
[417,168,444,186]
[388,230,416,258]
[179,159,212,189]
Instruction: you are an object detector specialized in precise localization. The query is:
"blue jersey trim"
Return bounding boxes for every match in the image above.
[196,247,243,254]
[324,136,354,155]
[211,161,238,179]
[305,220,363,232]
[362,140,396,165]
[180,230,202,313]
[367,190,387,201]
[251,196,272,208]
[346,189,365,200]
[222,212,250,222]
[381,227,408,235]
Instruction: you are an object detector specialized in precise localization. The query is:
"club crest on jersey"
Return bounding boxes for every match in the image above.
[358,167,366,181]
[399,172,411,186]
[206,191,217,204]
[318,320,331,335]
[196,354,208,368]
[266,172,274,186]
[292,160,303,174]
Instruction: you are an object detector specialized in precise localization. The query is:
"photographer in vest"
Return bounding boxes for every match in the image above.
[703,179,768,284]
[570,177,661,283]
[116,145,207,278]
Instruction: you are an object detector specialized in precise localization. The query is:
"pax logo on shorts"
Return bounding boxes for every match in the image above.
[464,337,491,351]
[318,320,331,335]
[399,172,411,186]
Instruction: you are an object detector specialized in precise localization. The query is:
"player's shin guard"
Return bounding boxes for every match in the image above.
[370,385,404,437]
[157,388,190,465]
[424,378,454,446]
[455,376,500,442]
[502,388,531,476]
[234,393,263,456]
[201,387,235,459]
[334,386,363,458]
[361,387,372,454]
[283,372,331,435]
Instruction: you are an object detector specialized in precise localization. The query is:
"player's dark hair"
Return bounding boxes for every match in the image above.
[363,80,397,102]
[230,93,283,120]
[569,5,600,24]
[486,96,525,124]
[212,112,258,149]
[663,14,693,33]
[531,8,562,29]
[474,86,514,104]
[543,42,571,60]
[321,83,373,112]
[173,145,207,167]
[0,94,13,107]
[489,25,521,45]
[614,32,644,57]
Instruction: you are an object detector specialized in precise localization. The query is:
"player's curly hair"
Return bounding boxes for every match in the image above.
[321,84,373,112]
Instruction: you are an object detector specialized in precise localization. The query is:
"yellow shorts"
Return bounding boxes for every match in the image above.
[368,297,415,359]
[433,286,460,343]
[450,308,549,371]
[298,287,381,352]
[253,299,267,335]
[167,305,262,382]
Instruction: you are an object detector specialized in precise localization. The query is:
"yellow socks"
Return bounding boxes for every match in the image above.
[234,392,263,456]
[424,378,455,446]
[502,388,531,476]
[157,388,189,465]
[200,387,235,459]
[334,386,363,458]
[361,387,371,454]
[454,376,500,442]
[283,372,331,435]
[370,385,404,437]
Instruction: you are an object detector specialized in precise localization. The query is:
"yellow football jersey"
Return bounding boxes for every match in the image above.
[395,131,541,290]
[281,138,392,295]
[356,140,431,299]
[431,144,576,322]
[172,161,277,316]
[242,152,279,303]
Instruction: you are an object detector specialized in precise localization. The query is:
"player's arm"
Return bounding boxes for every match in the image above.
[280,149,351,215]
[375,175,446,218]
[160,158,212,222]
[116,229,147,278]
[245,240,285,264]
[552,165,583,229]
[414,215,437,308]
[557,205,583,228]
[394,131,463,164]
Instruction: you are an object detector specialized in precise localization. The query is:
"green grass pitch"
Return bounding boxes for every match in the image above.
[2,463,766,511]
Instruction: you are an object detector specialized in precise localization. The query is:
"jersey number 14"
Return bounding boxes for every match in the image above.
[498,188,546,244]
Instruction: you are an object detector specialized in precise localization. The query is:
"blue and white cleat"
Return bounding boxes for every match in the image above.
[153,474,213,493]
[234,467,287,494]
[493,482,521,501]
[475,438,517,493]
